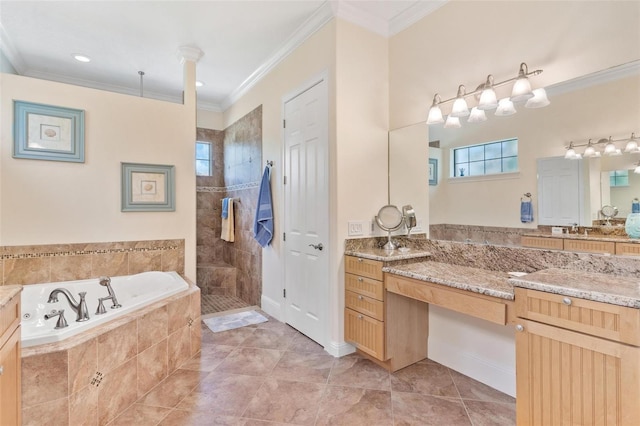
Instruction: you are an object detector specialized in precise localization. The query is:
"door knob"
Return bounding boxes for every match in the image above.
[515,324,524,332]
[308,243,324,251]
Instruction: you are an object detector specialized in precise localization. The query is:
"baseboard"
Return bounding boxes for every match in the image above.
[325,340,356,357]
[260,294,283,322]
[428,337,516,397]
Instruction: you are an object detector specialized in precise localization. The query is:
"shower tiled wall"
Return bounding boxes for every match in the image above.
[196,105,263,306]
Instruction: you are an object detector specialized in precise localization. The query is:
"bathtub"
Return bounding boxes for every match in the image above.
[21,270,190,348]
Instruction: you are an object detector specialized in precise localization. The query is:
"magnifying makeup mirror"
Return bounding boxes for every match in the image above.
[375,205,405,250]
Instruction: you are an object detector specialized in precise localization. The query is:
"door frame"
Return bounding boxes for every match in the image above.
[280,69,330,347]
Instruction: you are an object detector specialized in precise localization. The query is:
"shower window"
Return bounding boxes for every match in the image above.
[452,138,518,178]
[196,141,212,176]
[609,170,629,187]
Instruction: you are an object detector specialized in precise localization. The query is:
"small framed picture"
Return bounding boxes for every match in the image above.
[13,101,85,163]
[121,163,175,212]
[428,158,438,186]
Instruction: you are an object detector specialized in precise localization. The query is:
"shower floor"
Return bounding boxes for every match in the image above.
[201,294,251,315]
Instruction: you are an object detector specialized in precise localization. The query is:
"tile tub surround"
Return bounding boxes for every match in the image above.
[0,284,22,308]
[0,239,185,286]
[21,283,201,426]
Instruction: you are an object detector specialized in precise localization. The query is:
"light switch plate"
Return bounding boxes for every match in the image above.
[348,221,365,236]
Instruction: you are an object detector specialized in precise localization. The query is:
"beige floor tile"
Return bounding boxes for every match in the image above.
[138,369,210,409]
[463,400,516,426]
[176,372,264,415]
[216,347,283,376]
[391,360,460,398]
[240,328,295,350]
[287,333,326,354]
[450,370,516,404]
[329,354,390,390]
[315,386,393,426]
[392,391,471,426]
[242,378,325,425]
[270,350,334,384]
[180,343,236,372]
[201,326,256,346]
[159,410,245,426]
[22,397,69,426]
[108,403,172,426]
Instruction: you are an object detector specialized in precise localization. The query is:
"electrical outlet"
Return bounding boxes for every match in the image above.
[348,221,365,236]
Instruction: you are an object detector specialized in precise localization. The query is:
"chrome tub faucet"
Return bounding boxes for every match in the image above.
[47,289,90,322]
[96,276,121,315]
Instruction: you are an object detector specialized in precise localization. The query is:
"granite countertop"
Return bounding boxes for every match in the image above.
[509,268,640,308]
[383,261,514,300]
[524,232,640,244]
[344,248,431,262]
[0,285,22,309]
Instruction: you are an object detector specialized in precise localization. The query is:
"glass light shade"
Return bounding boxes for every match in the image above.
[495,98,516,116]
[604,141,617,154]
[525,88,550,108]
[510,77,534,103]
[625,136,638,152]
[583,145,597,157]
[612,149,622,156]
[444,115,461,129]
[467,107,487,123]
[564,148,577,159]
[450,97,470,117]
[477,88,498,110]
[426,105,444,125]
[635,164,640,174]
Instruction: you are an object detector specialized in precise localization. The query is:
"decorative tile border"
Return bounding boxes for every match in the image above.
[197,181,260,193]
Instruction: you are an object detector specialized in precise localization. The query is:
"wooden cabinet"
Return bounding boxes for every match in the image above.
[344,255,428,371]
[0,294,21,426]
[616,242,640,256]
[563,238,615,254]
[521,236,564,250]
[515,288,640,425]
[521,235,640,256]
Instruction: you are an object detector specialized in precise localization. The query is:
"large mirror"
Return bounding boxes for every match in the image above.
[389,65,640,238]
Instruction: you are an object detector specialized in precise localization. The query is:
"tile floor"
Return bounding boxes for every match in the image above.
[107,312,516,425]
[201,294,251,315]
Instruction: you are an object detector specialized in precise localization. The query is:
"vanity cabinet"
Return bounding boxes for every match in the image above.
[563,238,616,254]
[515,288,640,425]
[0,294,21,426]
[344,255,428,371]
[521,236,564,250]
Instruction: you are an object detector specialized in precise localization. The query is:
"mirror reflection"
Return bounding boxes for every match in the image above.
[389,64,640,243]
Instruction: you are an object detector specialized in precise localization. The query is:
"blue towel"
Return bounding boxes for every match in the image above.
[254,167,274,247]
[633,200,640,213]
[221,198,229,219]
[521,200,533,223]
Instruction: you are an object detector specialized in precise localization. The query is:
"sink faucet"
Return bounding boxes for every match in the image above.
[571,223,578,233]
[47,289,90,322]
[96,276,121,314]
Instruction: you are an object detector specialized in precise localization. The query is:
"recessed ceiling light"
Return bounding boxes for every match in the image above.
[195,80,204,87]
[72,54,91,63]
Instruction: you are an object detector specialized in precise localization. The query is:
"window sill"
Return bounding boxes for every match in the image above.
[447,171,521,184]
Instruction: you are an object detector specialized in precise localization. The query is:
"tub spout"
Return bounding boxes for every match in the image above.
[99,276,121,309]
[47,289,90,322]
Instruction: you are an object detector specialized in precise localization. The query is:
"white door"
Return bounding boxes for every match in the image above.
[283,78,329,346]
[537,157,582,225]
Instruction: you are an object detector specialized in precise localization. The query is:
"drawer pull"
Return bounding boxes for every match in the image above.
[357,277,364,282]
[358,295,364,300]
[358,314,363,319]
[357,258,363,263]
[562,297,572,306]
[515,324,524,332]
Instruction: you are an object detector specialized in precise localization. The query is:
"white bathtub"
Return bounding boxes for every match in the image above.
[21,271,189,348]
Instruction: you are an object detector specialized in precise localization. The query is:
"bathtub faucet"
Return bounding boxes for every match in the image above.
[96,276,121,315]
[47,289,90,322]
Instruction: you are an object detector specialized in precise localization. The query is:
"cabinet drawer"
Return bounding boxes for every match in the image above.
[616,242,640,256]
[345,256,383,281]
[515,288,640,346]
[344,308,385,361]
[345,290,384,321]
[386,274,507,325]
[0,297,20,348]
[345,273,384,301]
[521,236,564,250]
[564,239,616,254]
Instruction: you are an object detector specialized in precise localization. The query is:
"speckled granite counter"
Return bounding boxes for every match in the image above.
[344,247,431,262]
[524,232,640,244]
[383,261,514,300]
[510,268,640,308]
[0,285,21,309]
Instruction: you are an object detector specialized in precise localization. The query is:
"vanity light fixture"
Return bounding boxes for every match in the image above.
[564,132,640,159]
[634,161,640,174]
[195,80,205,87]
[444,115,461,129]
[426,62,547,128]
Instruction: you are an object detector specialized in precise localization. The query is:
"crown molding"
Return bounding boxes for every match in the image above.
[388,0,448,36]
[332,0,389,37]
[196,100,223,113]
[546,60,640,97]
[220,1,334,111]
[23,69,184,104]
[0,23,26,73]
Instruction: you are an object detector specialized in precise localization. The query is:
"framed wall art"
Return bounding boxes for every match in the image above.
[121,163,175,212]
[428,158,438,186]
[13,101,85,162]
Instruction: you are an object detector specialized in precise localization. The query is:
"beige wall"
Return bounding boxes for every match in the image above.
[223,18,388,349]
[389,1,640,130]
[196,108,224,130]
[0,73,197,280]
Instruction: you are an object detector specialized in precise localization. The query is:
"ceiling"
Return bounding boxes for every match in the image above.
[0,1,446,112]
